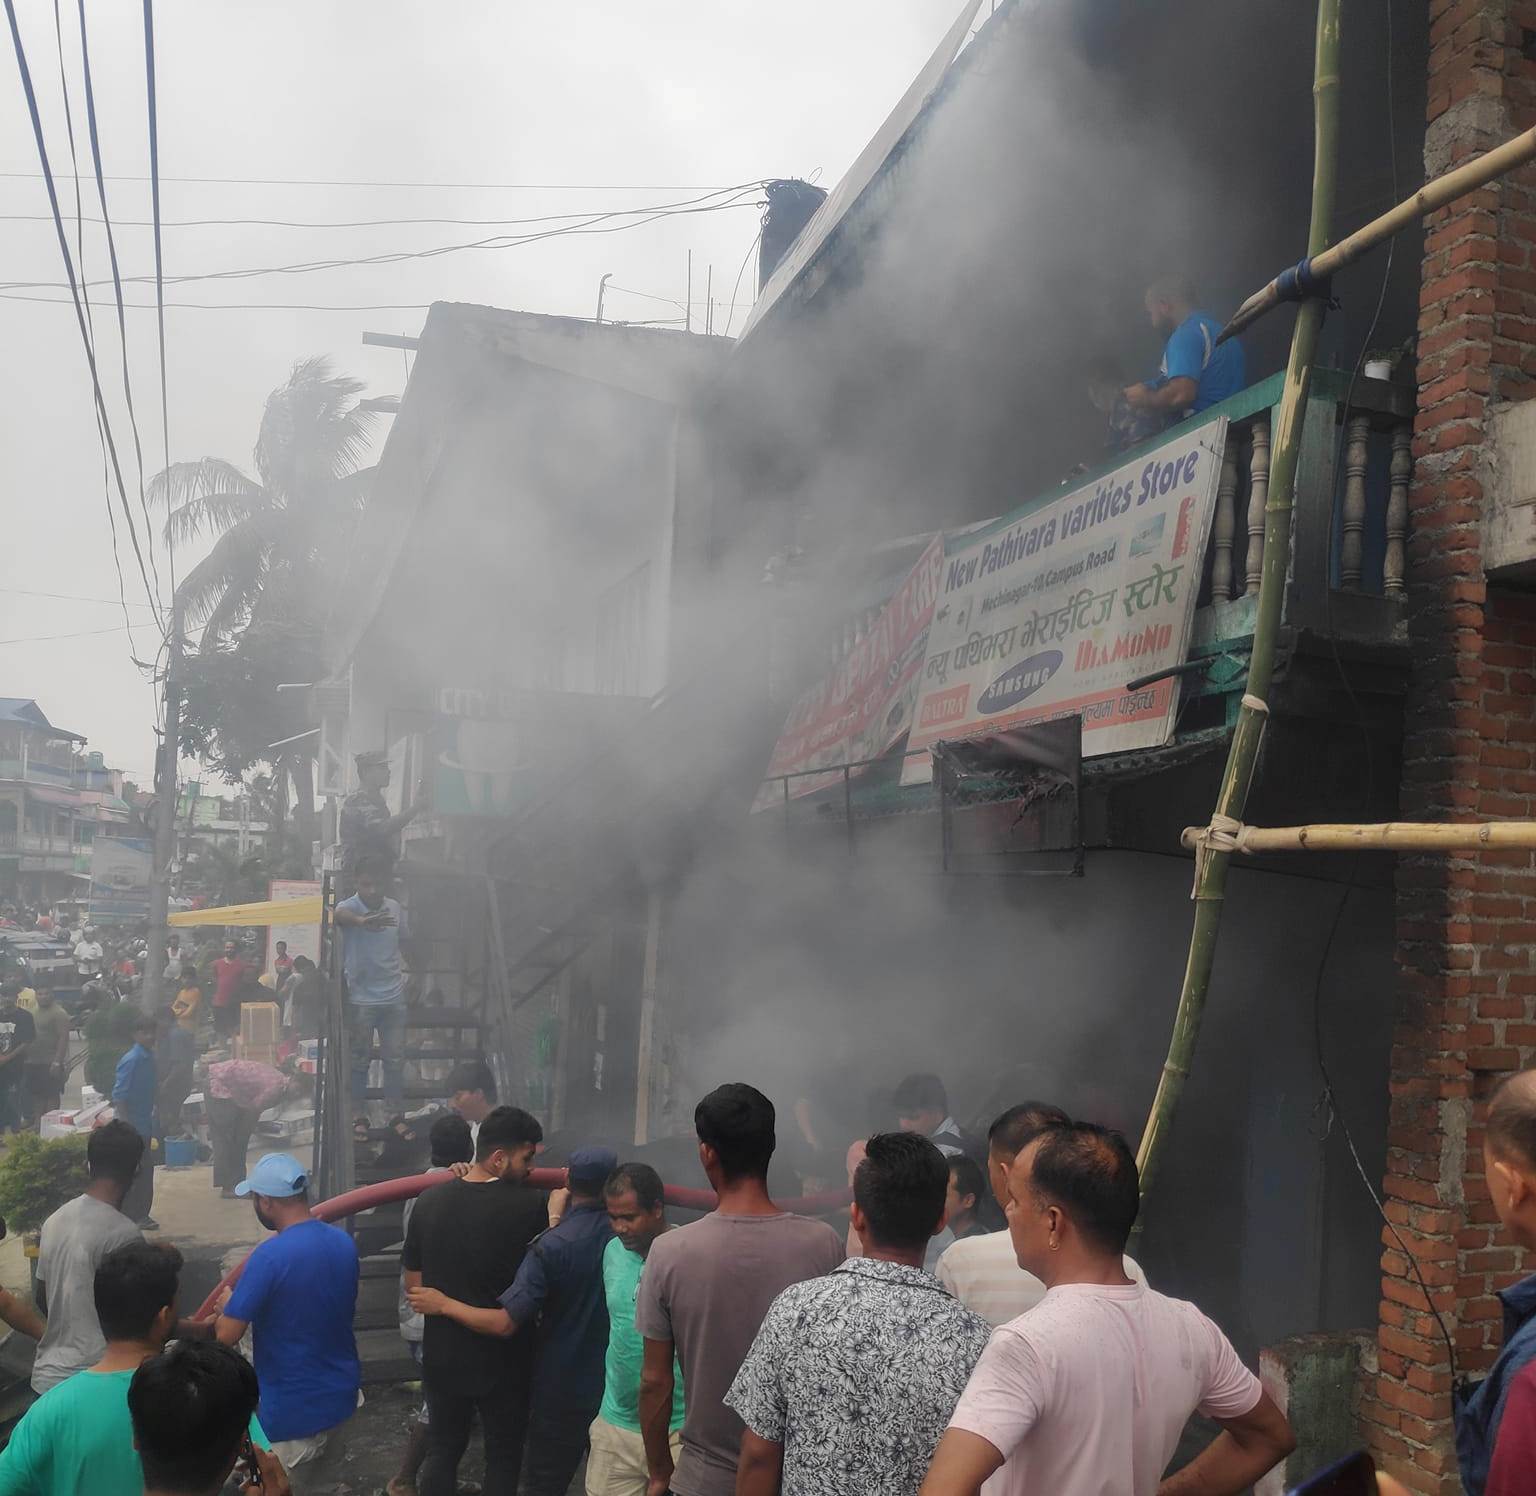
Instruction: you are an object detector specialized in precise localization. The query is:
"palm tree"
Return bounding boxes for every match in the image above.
[150,357,376,841]
[149,356,375,646]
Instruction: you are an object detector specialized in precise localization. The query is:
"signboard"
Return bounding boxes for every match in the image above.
[754,535,944,810]
[88,835,153,923]
[267,879,321,977]
[906,417,1227,773]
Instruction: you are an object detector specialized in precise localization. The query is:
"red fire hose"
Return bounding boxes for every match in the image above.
[193,1168,853,1321]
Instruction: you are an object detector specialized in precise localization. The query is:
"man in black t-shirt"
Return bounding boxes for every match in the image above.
[402,1105,547,1496]
[0,984,36,1134]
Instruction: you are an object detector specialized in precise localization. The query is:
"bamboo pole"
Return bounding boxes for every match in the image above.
[1218,124,1536,346]
[1135,0,1341,1206]
[1180,820,1536,855]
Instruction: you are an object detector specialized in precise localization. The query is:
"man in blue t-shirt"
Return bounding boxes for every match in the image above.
[213,1152,361,1493]
[333,857,409,1110]
[1124,275,1247,420]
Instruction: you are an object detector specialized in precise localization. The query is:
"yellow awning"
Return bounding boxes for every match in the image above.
[168,896,323,928]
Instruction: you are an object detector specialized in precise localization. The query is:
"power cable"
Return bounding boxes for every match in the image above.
[0,202,765,232]
[722,225,764,338]
[0,170,751,190]
[2,0,162,630]
[0,585,158,607]
[0,292,437,311]
[75,0,161,613]
[0,183,767,293]
[141,0,172,602]
[48,0,130,653]
[0,624,133,646]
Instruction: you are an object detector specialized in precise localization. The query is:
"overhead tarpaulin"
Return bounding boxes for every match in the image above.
[752,535,943,810]
[169,895,323,928]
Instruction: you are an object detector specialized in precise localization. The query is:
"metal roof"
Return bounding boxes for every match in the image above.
[0,699,86,743]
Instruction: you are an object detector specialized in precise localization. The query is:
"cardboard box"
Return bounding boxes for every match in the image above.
[240,1002,281,1051]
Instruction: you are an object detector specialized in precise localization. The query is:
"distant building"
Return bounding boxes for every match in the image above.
[175,783,271,860]
[0,701,139,909]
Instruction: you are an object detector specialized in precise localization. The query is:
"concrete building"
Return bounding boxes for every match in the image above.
[0,698,87,907]
[319,4,1536,1488]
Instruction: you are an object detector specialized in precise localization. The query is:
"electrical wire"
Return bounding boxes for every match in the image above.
[75,0,161,613]
[0,292,437,311]
[722,225,764,338]
[0,585,158,606]
[0,624,134,646]
[0,203,764,232]
[1,0,161,635]
[142,0,172,605]
[0,170,751,190]
[1304,0,1459,1388]
[48,0,132,656]
[0,183,767,293]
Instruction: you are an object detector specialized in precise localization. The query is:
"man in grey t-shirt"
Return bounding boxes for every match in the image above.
[32,1121,144,1392]
[636,1084,843,1496]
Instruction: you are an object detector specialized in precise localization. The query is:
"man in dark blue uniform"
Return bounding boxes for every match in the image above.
[500,1146,618,1496]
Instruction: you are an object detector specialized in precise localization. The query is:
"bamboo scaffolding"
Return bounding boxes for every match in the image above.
[1134,0,1341,1207]
[1181,820,1536,855]
[1218,124,1536,346]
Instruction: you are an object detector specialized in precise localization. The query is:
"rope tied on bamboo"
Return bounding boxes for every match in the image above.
[1190,813,1252,892]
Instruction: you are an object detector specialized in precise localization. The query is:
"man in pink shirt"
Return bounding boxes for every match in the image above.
[921,1121,1294,1496]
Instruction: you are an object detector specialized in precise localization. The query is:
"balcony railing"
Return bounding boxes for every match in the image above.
[1181,367,1412,643]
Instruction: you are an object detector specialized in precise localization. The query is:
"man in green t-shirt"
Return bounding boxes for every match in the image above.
[589,1163,684,1496]
[0,1239,270,1496]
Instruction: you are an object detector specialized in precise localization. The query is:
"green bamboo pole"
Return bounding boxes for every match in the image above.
[1135,0,1341,1204]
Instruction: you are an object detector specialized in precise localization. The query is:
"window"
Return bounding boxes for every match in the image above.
[592,563,652,697]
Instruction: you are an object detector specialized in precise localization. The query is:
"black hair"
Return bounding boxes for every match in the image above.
[446,1058,497,1102]
[948,1154,986,1211]
[1026,1121,1140,1254]
[130,1341,260,1496]
[354,856,388,882]
[96,1240,184,1342]
[428,1113,474,1168]
[89,1119,147,1187]
[291,955,315,972]
[1487,1071,1536,1169]
[987,1101,1071,1159]
[605,1161,665,1213]
[853,1131,947,1249]
[892,1073,947,1116]
[475,1105,543,1161]
[695,1083,775,1181]
[274,941,287,949]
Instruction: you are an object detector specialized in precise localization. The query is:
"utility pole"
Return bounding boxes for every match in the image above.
[142,602,182,1015]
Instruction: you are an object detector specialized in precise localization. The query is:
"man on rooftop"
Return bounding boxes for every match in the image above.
[1123,275,1246,420]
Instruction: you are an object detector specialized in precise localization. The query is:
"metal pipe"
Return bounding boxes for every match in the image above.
[192,1168,853,1321]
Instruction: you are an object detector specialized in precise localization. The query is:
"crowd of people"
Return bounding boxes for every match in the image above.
[3,976,1536,1496]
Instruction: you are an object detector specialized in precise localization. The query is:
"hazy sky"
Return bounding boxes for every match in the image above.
[0,0,962,783]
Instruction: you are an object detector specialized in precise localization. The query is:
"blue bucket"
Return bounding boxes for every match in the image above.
[163,1137,198,1168]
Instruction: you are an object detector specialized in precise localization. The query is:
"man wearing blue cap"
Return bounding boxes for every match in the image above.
[410,1143,617,1496]
[209,1152,361,1493]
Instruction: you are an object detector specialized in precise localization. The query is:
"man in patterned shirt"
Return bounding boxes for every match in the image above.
[727,1131,992,1496]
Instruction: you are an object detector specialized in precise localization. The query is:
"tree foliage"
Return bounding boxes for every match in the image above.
[0,1131,89,1234]
[151,357,375,835]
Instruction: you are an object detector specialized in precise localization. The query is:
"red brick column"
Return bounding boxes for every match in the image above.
[1362,3,1536,1490]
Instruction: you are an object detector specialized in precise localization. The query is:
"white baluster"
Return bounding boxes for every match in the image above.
[1212,444,1237,602]
[1246,417,1270,596]
[1341,413,1370,591]
[1385,420,1410,596]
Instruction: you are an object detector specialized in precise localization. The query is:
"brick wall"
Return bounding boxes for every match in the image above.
[1362,2,1536,1490]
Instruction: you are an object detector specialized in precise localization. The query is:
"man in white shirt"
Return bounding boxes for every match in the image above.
[921,1122,1294,1496]
[73,927,104,981]
[893,1073,970,1159]
[937,1100,1145,1324]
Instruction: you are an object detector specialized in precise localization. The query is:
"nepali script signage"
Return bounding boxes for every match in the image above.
[754,535,944,810]
[905,416,1228,770]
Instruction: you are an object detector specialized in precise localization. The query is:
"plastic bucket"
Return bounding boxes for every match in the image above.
[163,1136,198,1168]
